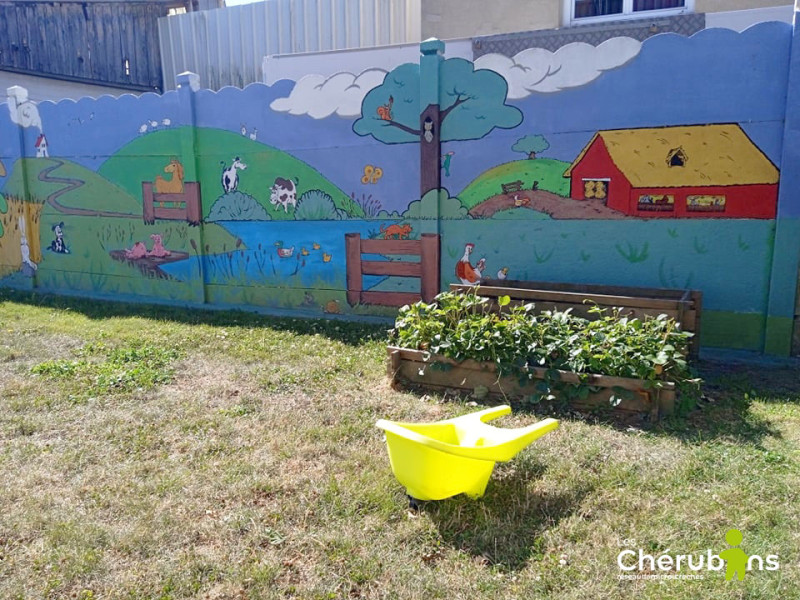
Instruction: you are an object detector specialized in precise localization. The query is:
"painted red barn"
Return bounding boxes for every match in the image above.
[563,124,779,219]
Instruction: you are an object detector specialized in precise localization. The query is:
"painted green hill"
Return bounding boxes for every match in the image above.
[99,127,363,220]
[2,158,141,216]
[457,159,571,210]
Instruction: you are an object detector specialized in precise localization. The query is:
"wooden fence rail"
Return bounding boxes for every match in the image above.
[142,182,203,226]
[345,232,440,307]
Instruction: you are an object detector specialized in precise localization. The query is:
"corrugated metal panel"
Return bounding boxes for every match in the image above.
[159,0,419,91]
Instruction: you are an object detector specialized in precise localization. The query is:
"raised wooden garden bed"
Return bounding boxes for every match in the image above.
[388,346,676,420]
[451,279,702,358]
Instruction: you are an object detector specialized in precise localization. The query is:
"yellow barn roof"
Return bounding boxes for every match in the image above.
[564,124,779,187]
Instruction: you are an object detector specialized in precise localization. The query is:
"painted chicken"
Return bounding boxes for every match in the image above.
[497,267,509,280]
[455,243,482,285]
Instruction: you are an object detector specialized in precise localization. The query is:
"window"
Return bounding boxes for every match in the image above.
[569,0,692,23]
[638,194,674,211]
[582,179,609,200]
[666,147,688,167]
[687,195,726,213]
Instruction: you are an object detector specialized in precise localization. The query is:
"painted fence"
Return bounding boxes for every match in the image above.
[1,15,799,356]
[345,233,440,307]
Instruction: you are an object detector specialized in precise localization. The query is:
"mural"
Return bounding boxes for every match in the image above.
[0,21,798,354]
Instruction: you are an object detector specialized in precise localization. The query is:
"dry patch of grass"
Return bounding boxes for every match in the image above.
[0,289,798,599]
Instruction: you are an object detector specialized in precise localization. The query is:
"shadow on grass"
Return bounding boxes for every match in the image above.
[0,288,388,347]
[421,460,591,572]
[399,375,789,449]
[650,359,800,447]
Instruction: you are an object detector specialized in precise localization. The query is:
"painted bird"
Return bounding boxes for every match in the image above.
[455,243,481,285]
[496,267,509,280]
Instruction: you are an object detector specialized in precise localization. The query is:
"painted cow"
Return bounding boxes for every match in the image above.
[270,177,297,213]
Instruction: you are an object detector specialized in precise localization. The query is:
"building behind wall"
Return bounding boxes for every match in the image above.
[421,0,794,40]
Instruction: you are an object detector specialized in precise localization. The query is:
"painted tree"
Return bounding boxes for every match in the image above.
[353,58,522,194]
[354,59,521,143]
[512,134,550,159]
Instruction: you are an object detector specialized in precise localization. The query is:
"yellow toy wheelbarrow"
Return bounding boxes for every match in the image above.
[376,405,559,505]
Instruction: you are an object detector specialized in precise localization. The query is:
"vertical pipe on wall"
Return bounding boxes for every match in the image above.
[764,9,800,355]
[176,72,208,305]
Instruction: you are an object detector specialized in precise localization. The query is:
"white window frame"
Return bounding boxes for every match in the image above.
[564,0,694,26]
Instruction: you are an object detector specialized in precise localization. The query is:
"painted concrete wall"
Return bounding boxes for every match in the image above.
[1,16,799,355]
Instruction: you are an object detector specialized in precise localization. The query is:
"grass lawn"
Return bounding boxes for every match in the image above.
[0,289,798,599]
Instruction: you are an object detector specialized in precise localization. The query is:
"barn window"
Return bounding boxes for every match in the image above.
[638,194,674,211]
[687,195,726,212]
[666,147,687,167]
[582,179,609,200]
[568,0,692,23]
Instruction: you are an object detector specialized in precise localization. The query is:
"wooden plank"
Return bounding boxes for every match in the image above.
[345,233,362,307]
[184,183,202,226]
[360,291,420,307]
[388,347,675,392]
[482,298,682,322]
[142,183,155,224]
[360,238,421,255]
[388,346,675,417]
[476,278,693,301]
[420,233,441,303]
[153,207,188,221]
[465,284,686,311]
[393,356,654,414]
[361,260,422,277]
[689,291,702,358]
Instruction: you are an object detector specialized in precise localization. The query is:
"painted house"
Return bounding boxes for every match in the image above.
[563,124,780,219]
[35,134,49,158]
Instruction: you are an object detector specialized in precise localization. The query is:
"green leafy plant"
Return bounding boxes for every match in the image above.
[389,290,700,413]
[32,342,182,401]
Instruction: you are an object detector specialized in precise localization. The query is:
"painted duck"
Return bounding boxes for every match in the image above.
[301,247,310,256]
[312,242,321,250]
[455,243,480,285]
[322,252,332,263]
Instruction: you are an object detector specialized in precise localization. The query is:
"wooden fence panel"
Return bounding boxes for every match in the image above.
[0,1,168,91]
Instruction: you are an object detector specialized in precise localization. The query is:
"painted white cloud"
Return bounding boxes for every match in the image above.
[7,87,43,131]
[474,37,642,98]
[270,68,388,119]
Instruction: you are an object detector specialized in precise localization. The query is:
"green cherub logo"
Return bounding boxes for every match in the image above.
[719,529,748,581]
